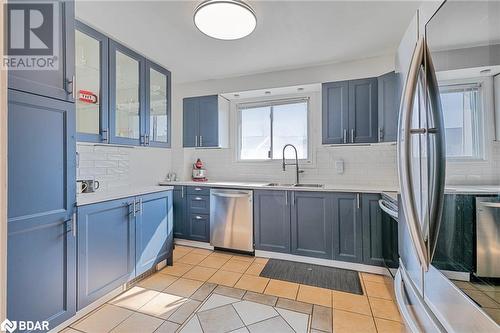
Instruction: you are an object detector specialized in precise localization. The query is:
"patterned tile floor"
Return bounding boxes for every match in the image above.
[61,245,405,333]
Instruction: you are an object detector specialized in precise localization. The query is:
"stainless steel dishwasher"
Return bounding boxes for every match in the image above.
[210,189,253,253]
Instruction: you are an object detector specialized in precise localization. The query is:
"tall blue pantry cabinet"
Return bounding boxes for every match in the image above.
[7,0,77,331]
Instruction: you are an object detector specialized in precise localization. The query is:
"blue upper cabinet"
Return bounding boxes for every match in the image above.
[145,61,171,147]
[75,21,109,143]
[135,191,173,276]
[322,77,378,144]
[109,40,145,146]
[322,81,349,144]
[183,95,229,148]
[8,0,75,102]
[348,78,378,143]
[75,21,171,147]
[183,97,199,148]
[377,71,400,142]
[7,90,77,329]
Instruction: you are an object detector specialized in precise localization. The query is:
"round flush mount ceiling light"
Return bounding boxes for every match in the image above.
[194,0,257,40]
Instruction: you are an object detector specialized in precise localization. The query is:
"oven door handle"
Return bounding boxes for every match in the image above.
[379,199,399,220]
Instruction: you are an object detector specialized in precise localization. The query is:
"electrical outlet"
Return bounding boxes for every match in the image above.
[335,160,344,174]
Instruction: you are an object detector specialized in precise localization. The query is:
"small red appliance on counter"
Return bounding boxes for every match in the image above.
[192,158,207,181]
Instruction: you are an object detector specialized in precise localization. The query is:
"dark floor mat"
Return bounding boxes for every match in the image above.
[260,259,363,295]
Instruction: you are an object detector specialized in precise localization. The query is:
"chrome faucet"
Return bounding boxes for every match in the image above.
[282,144,304,184]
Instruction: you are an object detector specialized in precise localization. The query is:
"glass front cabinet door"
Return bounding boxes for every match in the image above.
[75,22,109,143]
[109,41,144,146]
[146,61,171,147]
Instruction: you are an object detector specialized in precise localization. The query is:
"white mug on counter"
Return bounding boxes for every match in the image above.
[77,179,100,193]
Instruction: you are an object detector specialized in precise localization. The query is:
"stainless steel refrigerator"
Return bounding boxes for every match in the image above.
[395,1,500,331]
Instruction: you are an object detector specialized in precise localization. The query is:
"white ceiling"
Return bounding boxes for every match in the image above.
[76,0,421,84]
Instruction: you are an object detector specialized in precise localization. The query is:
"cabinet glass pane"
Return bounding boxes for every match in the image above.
[149,68,168,142]
[115,51,140,139]
[75,30,100,135]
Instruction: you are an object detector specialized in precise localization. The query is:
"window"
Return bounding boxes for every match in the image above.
[239,100,308,160]
[440,83,483,159]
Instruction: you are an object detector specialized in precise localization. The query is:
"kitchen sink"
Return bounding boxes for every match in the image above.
[265,183,324,188]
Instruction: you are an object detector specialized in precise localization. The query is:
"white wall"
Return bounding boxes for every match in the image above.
[171,55,401,190]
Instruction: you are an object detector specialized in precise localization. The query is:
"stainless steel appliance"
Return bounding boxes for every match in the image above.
[210,189,253,252]
[476,197,500,278]
[395,1,500,331]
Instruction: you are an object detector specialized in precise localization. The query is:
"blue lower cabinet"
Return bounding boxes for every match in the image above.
[173,186,187,238]
[7,90,76,331]
[136,191,173,276]
[254,190,291,253]
[77,198,135,310]
[76,191,173,310]
[188,214,210,242]
[332,193,363,263]
[291,192,333,259]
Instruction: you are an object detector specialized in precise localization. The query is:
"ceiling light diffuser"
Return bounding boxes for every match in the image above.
[194,0,257,40]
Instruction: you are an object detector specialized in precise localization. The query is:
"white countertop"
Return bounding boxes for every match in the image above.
[158,180,398,194]
[158,180,500,195]
[77,185,174,206]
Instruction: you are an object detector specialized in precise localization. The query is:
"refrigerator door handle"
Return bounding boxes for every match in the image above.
[398,36,429,271]
[424,43,446,263]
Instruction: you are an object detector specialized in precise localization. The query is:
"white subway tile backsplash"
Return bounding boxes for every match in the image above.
[94,160,119,168]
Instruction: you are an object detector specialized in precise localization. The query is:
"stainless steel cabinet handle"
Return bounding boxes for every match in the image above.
[195,215,203,220]
[133,199,136,217]
[350,129,354,143]
[195,187,202,191]
[343,129,347,144]
[66,75,76,97]
[181,186,184,198]
[200,136,203,147]
[357,193,360,209]
[195,196,202,200]
[139,198,143,215]
[398,36,429,271]
[72,212,77,238]
[195,135,198,147]
[101,128,109,143]
[285,191,288,205]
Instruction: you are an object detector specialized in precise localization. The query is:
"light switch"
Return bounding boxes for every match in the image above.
[335,160,344,174]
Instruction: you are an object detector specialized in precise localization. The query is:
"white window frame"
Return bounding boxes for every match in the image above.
[439,79,486,161]
[236,96,312,163]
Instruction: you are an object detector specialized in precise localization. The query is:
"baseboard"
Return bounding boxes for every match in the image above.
[49,285,125,333]
[174,238,214,250]
[255,250,391,276]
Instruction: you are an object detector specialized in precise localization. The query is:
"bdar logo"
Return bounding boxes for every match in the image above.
[0,319,17,333]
